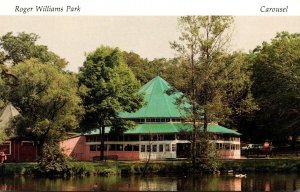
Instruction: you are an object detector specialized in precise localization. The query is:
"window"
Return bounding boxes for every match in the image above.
[152,145,157,152]
[157,135,164,141]
[90,144,106,151]
[109,144,123,151]
[117,144,123,151]
[124,135,139,141]
[164,134,175,140]
[147,145,151,152]
[159,144,163,152]
[172,118,181,122]
[225,144,230,150]
[0,141,11,155]
[133,144,139,151]
[90,145,97,151]
[220,143,224,149]
[216,143,220,150]
[165,144,170,152]
[172,144,176,152]
[124,144,133,151]
[141,145,145,152]
[141,135,151,141]
[86,136,99,142]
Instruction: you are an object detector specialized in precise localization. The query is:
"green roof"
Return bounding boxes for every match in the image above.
[85,123,240,135]
[119,76,189,118]
[204,124,241,135]
[126,123,188,134]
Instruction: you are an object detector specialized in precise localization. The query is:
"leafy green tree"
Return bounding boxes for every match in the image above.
[123,51,176,85]
[79,46,144,160]
[0,32,67,68]
[9,59,83,174]
[0,68,9,143]
[171,16,256,171]
[171,16,238,128]
[220,52,258,137]
[171,16,234,169]
[252,32,300,145]
[123,51,149,84]
[0,72,5,107]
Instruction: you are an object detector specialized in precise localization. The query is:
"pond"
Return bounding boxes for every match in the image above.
[0,173,299,191]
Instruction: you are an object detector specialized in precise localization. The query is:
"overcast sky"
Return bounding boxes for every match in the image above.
[0,16,300,72]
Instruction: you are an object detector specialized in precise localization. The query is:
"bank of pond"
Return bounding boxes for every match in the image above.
[1,159,300,177]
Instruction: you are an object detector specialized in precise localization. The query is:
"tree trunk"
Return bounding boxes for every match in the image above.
[100,123,105,161]
[192,119,196,169]
[291,134,297,149]
[37,138,46,161]
[190,40,197,169]
[203,111,208,133]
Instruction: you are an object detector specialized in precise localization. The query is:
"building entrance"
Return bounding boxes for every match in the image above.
[176,143,191,158]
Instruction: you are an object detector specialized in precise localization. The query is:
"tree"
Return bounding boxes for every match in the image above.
[0,67,10,143]
[171,16,234,169]
[171,16,256,171]
[123,51,174,85]
[252,32,300,145]
[0,32,67,68]
[78,46,144,160]
[123,51,149,84]
[219,52,258,140]
[9,59,83,174]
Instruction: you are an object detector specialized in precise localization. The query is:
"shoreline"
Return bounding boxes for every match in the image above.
[1,158,300,177]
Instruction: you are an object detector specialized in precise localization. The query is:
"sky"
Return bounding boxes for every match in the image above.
[0,16,300,72]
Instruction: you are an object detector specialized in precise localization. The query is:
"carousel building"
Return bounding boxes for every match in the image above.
[61,76,241,161]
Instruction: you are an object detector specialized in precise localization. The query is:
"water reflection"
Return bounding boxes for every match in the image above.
[0,173,299,191]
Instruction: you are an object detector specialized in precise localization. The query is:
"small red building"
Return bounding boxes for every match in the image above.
[0,103,38,162]
[0,138,37,162]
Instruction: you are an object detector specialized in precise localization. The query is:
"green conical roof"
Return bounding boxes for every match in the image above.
[119,76,188,118]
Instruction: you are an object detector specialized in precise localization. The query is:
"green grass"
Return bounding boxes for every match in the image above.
[2,159,300,176]
[220,159,300,173]
[0,163,36,175]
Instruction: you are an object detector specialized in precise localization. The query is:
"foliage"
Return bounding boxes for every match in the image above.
[36,144,71,175]
[123,51,175,85]
[78,46,144,160]
[194,133,220,173]
[221,159,300,173]
[123,51,150,84]
[0,67,10,107]
[0,32,67,68]
[8,59,83,172]
[171,16,231,171]
[0,163,36,175]
[0,131,7,144]
[251,32,300,143]
[170,16,258,171]
[0,72,8,143]
[171,16,235,125]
